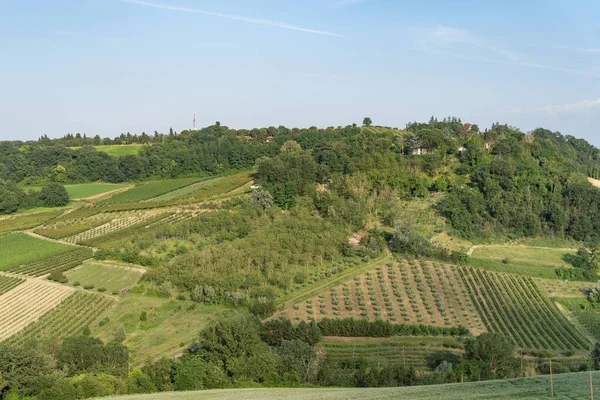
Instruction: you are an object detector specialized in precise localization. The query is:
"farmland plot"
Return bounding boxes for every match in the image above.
[63,212,165,244]
[277,260,485,333]
[0,232,76,271]
[457,267,590,351]
[6,291,114,345]
[322,336,463,371]
[0,210,62,233]
[6,247,93,276]
[66,261,144,293]
[102,177,205,204]
[0,280,73,341]
[0,275,24,295]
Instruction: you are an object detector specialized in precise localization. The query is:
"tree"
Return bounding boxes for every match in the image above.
[362,117,372,127]
[173,357,226,390]
[0,181,24,214]
[592,343,600,370]
[275,340,319,383]
[464,333,517,379]
[280,140,302,153]
[39,182,69,207]
[251,189,274,210]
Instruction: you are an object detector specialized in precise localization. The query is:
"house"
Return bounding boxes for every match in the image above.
[412,147,431,155]
[265,136,274,143]
[457,146,467,153]
[250,184,262,190]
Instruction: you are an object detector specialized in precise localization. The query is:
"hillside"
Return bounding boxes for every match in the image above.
[2,120,600,399]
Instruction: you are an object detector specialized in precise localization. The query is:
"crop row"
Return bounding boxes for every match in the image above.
[64,212,165,244]
[0,275,24,295]
[6,247,93,277]
[280,260,481,331]
[457,267,589,351]
[0,280,73,341]
[5,291,114,346]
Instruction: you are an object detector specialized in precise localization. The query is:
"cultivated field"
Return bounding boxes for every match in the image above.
[0,232,76,271]
[0,280,73,341]
[277,260,485,334]
[6,247,93,276]
[63,211,166,244]
[458,267,590,351]
[66,260,144,293]
[556,298,600,342]
[6,291,115,346]
[321,336,464,371]
[34,214,116,239]
[101,371,600,400]
[0,210,62,233]
[102,177,207,204]
[0,275,24,295]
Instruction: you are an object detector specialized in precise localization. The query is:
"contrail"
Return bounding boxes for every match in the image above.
[119,0,343,37]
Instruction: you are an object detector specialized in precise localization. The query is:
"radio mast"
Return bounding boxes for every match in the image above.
[193,111,196,130]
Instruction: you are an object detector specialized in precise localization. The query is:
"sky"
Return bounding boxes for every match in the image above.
[1,0,600,144]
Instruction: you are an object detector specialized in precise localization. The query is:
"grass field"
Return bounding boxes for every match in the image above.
[101,371,600,400]
[0,210,61,233]
[471,245,575,269]
[0,232,75,271]
[146,171,253,202]
[69,144,145,156]
[102,177,206,204]
[66,261,144,293]
[556,298,600,341]
[92,292,234,365]
[25,183,130,199]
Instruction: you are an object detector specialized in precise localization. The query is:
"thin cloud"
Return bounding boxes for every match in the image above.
[119,0,343,37]
[417,25,598,78]
[537,98,600,116]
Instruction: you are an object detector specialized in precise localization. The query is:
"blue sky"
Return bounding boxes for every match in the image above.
[1,0,600,144]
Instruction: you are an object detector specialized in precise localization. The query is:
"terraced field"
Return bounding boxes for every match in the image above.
[6,291,115,345]
[0,232,76,271]
[0,280,73,341]
[0,210,62,233]
[457,267,590,351]
[6,247,93,276]
[278,260,485,333]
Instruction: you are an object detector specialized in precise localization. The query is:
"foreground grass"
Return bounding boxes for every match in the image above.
[0,232,75,270]
[100,371,600,399]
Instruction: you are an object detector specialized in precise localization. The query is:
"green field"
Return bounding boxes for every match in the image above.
[102,177,207,204]
[102,371,600,400]
[70,144,145,156]
[556,298,600,341]
[469,245,577,280]
[0,232,75,271]
[92,291,233,365]
[146,171,253,202]
[65,261,144,293]
[25,183,130,199]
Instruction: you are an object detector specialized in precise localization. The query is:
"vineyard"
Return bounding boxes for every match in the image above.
[0,232,76,271]
[0,210,62,234]
[5,291,115,345]
[65,261,144,293]
[556,298,600,342]
[63,211,167,244]
[34,214,117,239]
[146,171,253,202]
[278,260,485,333]
[321,336,463,370]
[0,280,73,341]
[6,247,93,276]
[457,267,590,351]
[0,275,24,295]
